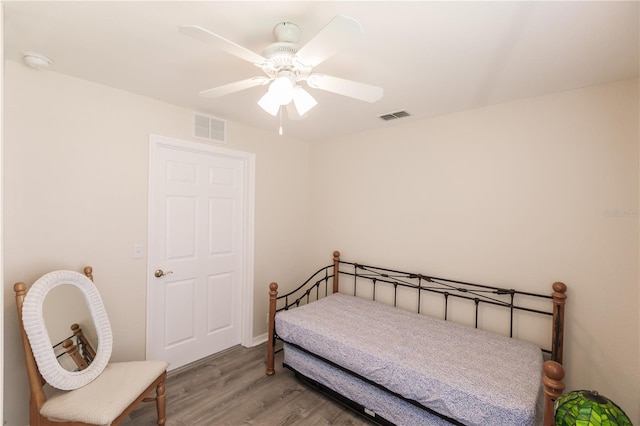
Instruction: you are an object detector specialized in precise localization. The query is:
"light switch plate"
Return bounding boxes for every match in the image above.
[133,244,144,259]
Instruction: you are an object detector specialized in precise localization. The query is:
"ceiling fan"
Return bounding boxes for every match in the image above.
[180,15,383,119]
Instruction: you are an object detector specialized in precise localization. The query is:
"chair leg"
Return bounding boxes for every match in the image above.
[156,380,166,426]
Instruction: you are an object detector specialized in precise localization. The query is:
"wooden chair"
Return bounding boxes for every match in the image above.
[15,266,168,425]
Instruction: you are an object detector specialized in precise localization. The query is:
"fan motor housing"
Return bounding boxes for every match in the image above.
[262,21,302,70]
[262,41,307,79]
[263,42,299,63]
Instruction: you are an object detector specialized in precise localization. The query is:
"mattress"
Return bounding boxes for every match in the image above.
[276,293,543,426]
[284,344,453,425]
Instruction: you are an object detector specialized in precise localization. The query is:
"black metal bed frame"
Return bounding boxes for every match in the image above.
[268,253,566,425]
[275,260,558,354]
[52,333,94,366]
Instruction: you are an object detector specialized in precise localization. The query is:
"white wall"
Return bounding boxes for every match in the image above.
[2,60,311,425]
[309,78,640,422]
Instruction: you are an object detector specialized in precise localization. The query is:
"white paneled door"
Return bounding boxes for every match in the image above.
[147,135,254,370]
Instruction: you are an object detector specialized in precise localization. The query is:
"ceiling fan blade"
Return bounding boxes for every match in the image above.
[295,15,364,68]
[180,24,267,65]
[307,74,383,103]
[199,77,270,98]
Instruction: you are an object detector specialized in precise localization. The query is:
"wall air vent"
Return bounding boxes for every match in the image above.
[193,112,226,143]
[379,110,411,121]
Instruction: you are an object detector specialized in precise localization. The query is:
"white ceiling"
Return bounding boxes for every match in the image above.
[4,1,639,141]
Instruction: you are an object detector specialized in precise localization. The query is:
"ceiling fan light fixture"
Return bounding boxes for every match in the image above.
[269,75,295,105]
[257,90,280,116]
[293,86,317,116]
[259,73,298,117]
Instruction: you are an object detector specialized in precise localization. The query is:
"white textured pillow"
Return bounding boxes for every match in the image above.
[22,270,113,390]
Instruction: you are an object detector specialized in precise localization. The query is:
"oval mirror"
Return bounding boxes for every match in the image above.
[22,270,112,390]
[44,284,97,371]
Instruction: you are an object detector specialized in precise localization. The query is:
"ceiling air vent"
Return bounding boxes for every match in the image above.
[379,110,411,121]
[193,112,226,143]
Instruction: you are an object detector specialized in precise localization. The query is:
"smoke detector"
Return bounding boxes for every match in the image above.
[23,52,53,70]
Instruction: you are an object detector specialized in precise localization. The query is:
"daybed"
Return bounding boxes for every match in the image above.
[266,251,566,426]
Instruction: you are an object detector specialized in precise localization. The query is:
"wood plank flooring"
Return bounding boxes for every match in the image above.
[122,343,371,425]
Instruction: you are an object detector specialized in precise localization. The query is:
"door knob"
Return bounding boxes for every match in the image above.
[154,269,173,278]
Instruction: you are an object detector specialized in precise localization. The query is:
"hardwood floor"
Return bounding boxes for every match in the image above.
[122,343,371,425]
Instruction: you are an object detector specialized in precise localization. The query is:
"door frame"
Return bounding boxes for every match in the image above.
[146,134,255,359]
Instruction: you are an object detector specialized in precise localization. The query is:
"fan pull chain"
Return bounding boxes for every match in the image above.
[278,107,283,136]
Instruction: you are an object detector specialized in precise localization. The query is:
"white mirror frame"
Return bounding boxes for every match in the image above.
[22,270,113,390]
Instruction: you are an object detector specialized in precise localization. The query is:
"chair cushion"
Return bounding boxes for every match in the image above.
[40,360,168,425]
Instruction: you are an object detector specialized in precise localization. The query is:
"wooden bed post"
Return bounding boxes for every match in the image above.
[542,360,565,426]
[551,282,567,364]
[266,282,278,376]
[542,281,567,426]
[332,250,340,293]
[62,339,89,370]
[71,323,97,360]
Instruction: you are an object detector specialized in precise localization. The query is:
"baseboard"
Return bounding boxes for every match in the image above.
[252,333,268,346]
